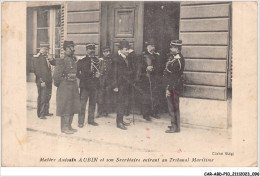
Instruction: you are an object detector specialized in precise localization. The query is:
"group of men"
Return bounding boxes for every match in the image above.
[33,38,185,134]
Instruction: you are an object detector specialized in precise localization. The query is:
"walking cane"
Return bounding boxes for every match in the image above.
[132,83,135,125]
[148,75,154,112]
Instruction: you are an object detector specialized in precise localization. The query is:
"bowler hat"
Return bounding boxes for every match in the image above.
[102,46,111,52]
[40,42,50,48]
[86,43,96,50]
[63,41,75,50]
[119,39,130,49]
[170,40,182,47]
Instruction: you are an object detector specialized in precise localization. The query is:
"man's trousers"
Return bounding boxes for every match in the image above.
[37,82,52,117]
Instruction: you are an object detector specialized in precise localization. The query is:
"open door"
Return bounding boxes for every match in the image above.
[106,2,144,55]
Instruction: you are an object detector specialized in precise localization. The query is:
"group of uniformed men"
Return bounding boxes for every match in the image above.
[33,39,185,134]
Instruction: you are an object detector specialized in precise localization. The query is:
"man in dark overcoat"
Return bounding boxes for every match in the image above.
[138,39,161,121]
[163,40,185,133]
[53,41,80,134]
[33,42,56,119]
[112,39,134,130]
[77,43,101,128]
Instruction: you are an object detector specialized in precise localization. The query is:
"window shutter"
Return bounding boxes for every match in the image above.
[60,4,65,57]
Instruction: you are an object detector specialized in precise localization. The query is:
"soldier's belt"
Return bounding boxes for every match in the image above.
[62,74,77,81]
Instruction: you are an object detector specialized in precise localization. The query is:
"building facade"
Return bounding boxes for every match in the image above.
[26,1,232,129]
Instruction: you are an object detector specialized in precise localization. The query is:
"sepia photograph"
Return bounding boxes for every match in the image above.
[1,0,258,170]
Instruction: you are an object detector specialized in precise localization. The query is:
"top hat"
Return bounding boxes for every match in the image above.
[40,42,50,48]
[63,41,75,50]
[119,39,130,49]
[102,46,111,52]
[145,38,156,46]
[170,40,182,47]
[86,43,96,50]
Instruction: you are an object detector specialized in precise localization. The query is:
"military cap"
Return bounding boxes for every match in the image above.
[102,46,111,52]
[170,40,182,47]
[86,43,96,49]
[119,39,130,49]
[40,42,50,48]
[63,41,75,50]
[145,38,156,46]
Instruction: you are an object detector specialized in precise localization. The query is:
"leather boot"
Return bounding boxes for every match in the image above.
[117,122,127,130]
[143,115,152,121]
[165,124,177,133]
[61,116,65,132]
[123,121,131,126]
[69,115,77,132]
[62,115,74,134]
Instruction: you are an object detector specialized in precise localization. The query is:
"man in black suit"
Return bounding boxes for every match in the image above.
[112,40,134,130]
[77,43,101,128]
[33,42,56,119]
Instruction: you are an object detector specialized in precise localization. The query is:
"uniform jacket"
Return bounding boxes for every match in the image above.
[33,53,56,83]
[53,55,80,116]
[112,51,135,89]
[163,53,185,91]
[99,56,113,88]
[76,55,101,89]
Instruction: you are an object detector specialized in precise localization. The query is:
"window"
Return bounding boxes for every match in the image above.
[34,7,61,58]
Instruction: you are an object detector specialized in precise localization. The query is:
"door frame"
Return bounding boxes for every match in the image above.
[100,2,144,55]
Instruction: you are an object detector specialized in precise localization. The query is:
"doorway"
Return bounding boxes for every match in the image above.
[143,2,180,62]
[101,2,180,58]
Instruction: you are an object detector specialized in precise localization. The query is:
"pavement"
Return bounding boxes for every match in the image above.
[27,82,232,153]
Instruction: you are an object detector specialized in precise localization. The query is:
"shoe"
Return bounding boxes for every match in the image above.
[151,114,160,119]
[78,124,84,128]
[165,125,177,133]
[96,114,102,118]
[39,116,47,119]
[61,129,74,134]
[117,123,127,130]
[88,122,99,126]
[70,127,78,132]
[143,116,152,121]
[165,129,176,133]
[123,121,131,126]
[45,113,53,116]
[168,126,180,132]
[125,111,130,116]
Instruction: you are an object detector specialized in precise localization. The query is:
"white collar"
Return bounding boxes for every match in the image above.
[118,50,126,59]
[147,50,154,55]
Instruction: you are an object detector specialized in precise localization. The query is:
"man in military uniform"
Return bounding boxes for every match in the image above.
[77,43,101,128]
[112,39,134,130]
[53,41,80,134]
[137,39,161,121]
[97,46,113,117]
[33,42,56,119]
[163,40,185,133]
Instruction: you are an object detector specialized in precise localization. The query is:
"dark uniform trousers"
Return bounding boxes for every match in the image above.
[77,55,100,125]
[166,89,180,131]
[78,88,97,125]
[36,81,52,117]
[98,84,112,115]
[97,57,113,115]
